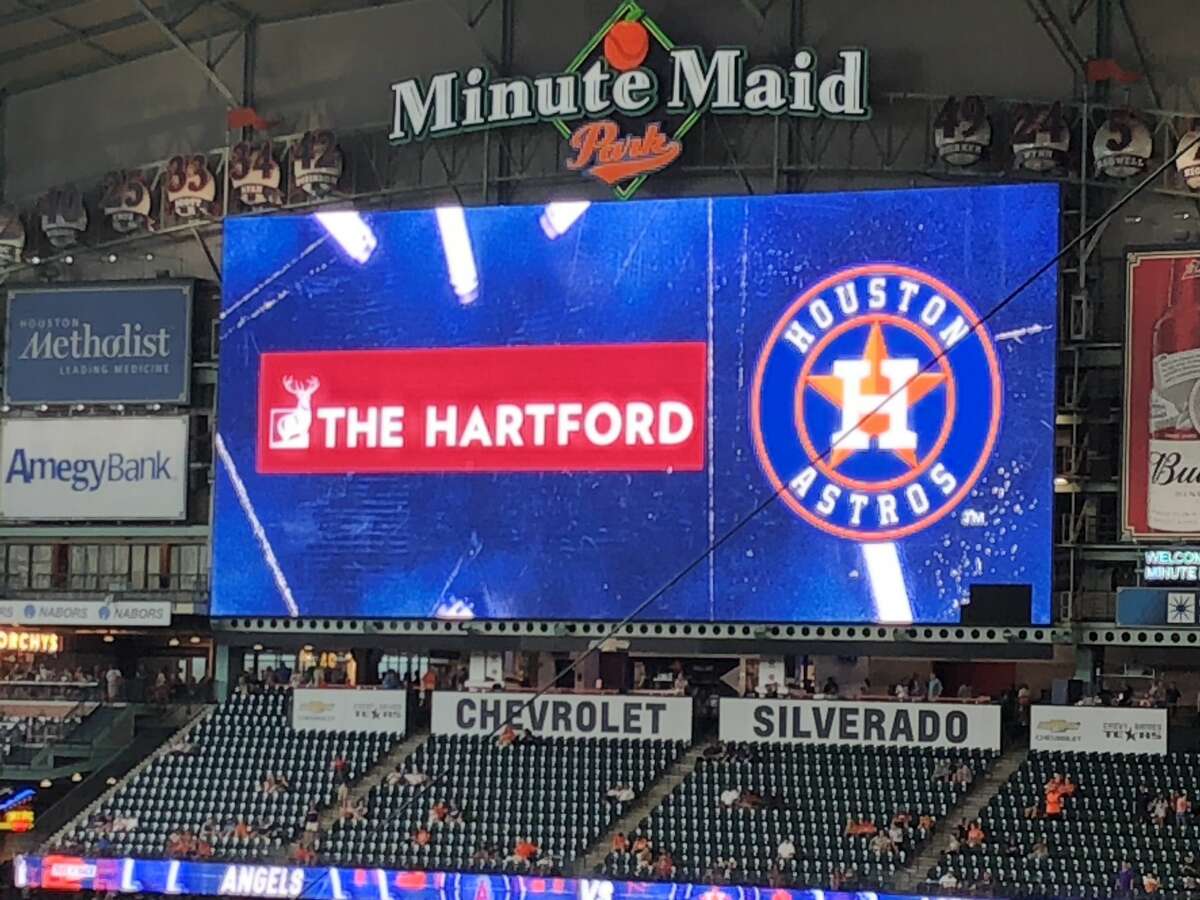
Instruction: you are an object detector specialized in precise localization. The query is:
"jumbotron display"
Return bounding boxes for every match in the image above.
[212,185,1057,623]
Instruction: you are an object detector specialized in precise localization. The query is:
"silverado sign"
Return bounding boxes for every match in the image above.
[389,1,869,198]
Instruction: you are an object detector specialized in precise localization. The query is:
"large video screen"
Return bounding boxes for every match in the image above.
[213,185,1058,623]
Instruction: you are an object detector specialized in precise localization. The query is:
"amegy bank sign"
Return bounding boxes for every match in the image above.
[721,698,1002,751]
[433,691,693,741]
[389,2,868,198]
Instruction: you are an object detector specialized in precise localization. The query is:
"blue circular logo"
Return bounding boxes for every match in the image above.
[22,604,35,619]
[751,264,1002,542]
[98,606,111,621]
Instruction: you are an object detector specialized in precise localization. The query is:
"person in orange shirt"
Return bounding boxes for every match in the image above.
[413,827,431,847]
[1045,789,1064,817]
[611,832,630,854]
[845,814,878,837]
[1062,776,1078,797]
[513,838,538,863]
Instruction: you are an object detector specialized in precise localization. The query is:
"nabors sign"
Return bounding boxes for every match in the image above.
[389,2,868,197]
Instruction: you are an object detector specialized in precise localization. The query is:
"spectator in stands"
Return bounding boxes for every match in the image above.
[382,669,401,689]
[1143,871,1161,894]
[767,862,787,889]
[428,799,449,826]
[894,681,910,701]
[653,851,675,879]
[1027,841,1049,860]
[292,840,316,866]
[869,832,894,855]
[887,818,906,848]
[820,676,839,698]
[404,767,430,787]
[1114,861,1137,898]
[736,789,763,811]
[631,834,650,856]
[918,813,935,832]
[938,871,959,891]
[497,724,520,747]
[512,837,539,868]
[1043,787,1063,818]
[1151,794,1170,829]
[1177,791,1192,827]
[606,783,635,804]
[472,847,497,865]
[385,764,405,787]
[1135,782,1152,821]
[972,870,994,895]
[412,826,431,848]
[105,664,122,702]
[957,681,973,700]
[611,832,629,855]
[927,671,943,700]
[711,856,738,883]
[966,820,986,848]
[951,761,974,786]
[1181,853,1200,889]
[845,814,877,837]
[331,753,349,783]
[304,804,320,835]
[1148,680,1167,706]
[776,836,796,862]
[932,758,952,782]
[855,678,871,698]
[703,741,727,761]
[830,867,856,891]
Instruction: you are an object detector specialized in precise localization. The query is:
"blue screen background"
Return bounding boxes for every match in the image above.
[213,185,1058,623]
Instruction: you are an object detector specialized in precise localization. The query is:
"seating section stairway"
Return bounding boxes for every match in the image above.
[926,749,1200,898]
[602,742,996,889]
[50,689,395,861]
[321,733,685,875]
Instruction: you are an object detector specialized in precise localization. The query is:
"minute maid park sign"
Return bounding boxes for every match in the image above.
[389,1,869,198]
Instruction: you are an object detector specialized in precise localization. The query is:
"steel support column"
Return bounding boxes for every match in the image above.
[132,0,240,106]
[241,20,257,141]
[0,89,7,204]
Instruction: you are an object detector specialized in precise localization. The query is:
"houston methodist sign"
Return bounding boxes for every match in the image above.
[388,1,869,197]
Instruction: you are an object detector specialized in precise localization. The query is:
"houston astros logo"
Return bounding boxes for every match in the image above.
[751,263,1002,541]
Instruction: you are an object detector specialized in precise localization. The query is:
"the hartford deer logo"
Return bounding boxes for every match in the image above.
[269,376,320,450]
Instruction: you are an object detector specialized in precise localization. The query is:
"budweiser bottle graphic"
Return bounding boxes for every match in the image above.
[1148,256,1200,531]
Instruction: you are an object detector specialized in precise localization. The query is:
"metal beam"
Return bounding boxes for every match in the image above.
[1116,0,1163,110]
[0,12,143,69]
[131,0,238,105]
[0,0,95,30]
[0,90,6,203]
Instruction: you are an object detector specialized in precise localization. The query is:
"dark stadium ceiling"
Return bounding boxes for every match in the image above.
[0,0,414,94]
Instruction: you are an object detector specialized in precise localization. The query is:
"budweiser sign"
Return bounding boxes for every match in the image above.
[1124,250,1200,538]
[256,343,706,473]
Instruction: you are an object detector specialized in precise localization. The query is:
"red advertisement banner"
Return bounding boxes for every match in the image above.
[1124,249,1200,538]
[256,342,707,474]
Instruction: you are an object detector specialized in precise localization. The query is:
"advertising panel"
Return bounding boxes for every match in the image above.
[431,692,692,742]
[0,417,188,521]
[1117,587,1200,626]
[1030,705,1167,754]
[291,688,406,734]
[213,185,1058,623]
[13,855,950,900]
[4,282,192,405]
[1124,249,1200,538]
[0,599,172,627]
[719,698,1001,751]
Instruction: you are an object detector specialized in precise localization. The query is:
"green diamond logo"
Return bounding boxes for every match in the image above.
[552,0,700,200]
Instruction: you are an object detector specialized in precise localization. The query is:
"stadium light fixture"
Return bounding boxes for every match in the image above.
[315,210,378,264]
[168,637,180,647]
[63,255,74,265]
[102,635,114,643]
[106,252,118,263]
[435,206,479,304]
[70,773,82,783]
[539,201,591,239]
[38,779,51,789]
[252,643,264,652]
[29,256,40,265]
[189,635,201,644]
[1054,475,1069,486]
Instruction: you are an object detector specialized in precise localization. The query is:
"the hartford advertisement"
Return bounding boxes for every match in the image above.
[213,185,1058,624]
[720,698,1001,750]
[4,282,192,405]
[1030,705,1167,754]
[0,417,188,520]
